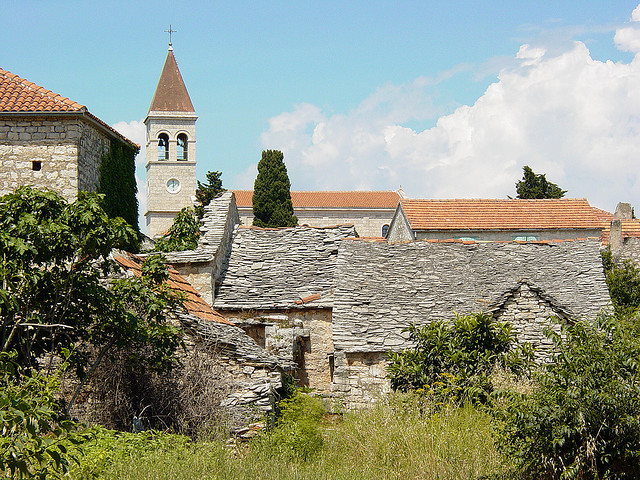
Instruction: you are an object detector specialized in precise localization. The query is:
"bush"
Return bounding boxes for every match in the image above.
[387,313,532,404]
[602,250,640,318]
[0,352,90,479]
[495,316,640,479]
[255,392,325,462]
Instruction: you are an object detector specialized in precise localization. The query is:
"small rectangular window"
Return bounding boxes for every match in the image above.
[514,235,537,241]
[31,161,42,171]
[455,236,478,241]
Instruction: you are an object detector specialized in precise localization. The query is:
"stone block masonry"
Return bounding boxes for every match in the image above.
[0,117,110,201]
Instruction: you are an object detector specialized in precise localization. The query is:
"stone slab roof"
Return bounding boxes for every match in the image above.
[332,239,611,352]
[400,198,603,231]
[214,224,357,310]
[233,190,401,209]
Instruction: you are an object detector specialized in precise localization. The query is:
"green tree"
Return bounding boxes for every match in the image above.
[515,165,567,199]
[195,170,225,219]
[0,187,183,402]
[496,316,640,479]
[152,206,201,252]
[252,150,297,228]
[387,313,532,404]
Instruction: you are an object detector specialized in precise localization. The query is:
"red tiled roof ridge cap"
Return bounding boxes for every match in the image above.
[401,197,589,202]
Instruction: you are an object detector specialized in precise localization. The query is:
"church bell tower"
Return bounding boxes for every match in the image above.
[144,40,197,237]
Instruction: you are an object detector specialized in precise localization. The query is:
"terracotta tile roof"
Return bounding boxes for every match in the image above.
[0,68,85,112]
[400,198,603,231]
[113,253,232,325]
[591,207,614,223]
[0,68,138,149]
[601,219,640,245]
[233,190,401,209]
[148,49,195,113]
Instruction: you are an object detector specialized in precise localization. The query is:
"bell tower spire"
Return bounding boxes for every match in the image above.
[144,37,198,238]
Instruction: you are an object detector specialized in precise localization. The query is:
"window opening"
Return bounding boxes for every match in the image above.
[31,161,42,171]
[382,224,390,237]
[513,235,537,242]
[177,133,188,161]
[157,133,169,161]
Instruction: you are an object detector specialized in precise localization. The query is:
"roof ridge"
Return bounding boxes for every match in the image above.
[0,67,85,111]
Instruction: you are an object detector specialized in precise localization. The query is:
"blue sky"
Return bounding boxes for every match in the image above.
[3,1,640,221]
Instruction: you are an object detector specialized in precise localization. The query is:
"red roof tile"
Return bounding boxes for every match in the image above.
[233,190,401,209]
[400,198,603,231]
[113,254,232,325]
[0,68,85,112]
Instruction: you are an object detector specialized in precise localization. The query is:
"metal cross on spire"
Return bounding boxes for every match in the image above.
[165,25,176,47]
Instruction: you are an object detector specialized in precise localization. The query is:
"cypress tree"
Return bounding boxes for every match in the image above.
[515,165,566,199]
[252,150,297,227]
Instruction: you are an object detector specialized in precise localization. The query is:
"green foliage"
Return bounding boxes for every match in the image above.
[602,250,640,318]
[255,392,325,462]
[153,207,201,252]
[76,393,508,480]
[194,170,225,219]
[495,316,640,479]
[0,187,182,400]
[387,313,532,404]
[0,352,90,479]
[71,426,191,479]
[252,149,297,228]
[98,139,140,243]
[515,165,566,199]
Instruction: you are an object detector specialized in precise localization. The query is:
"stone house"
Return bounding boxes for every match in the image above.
[386,198,605,242]
[331,238,611,408]
[0,68,137,201]
[161,193,610,410]
[233,190,403,237]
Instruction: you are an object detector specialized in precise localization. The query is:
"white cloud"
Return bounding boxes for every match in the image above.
[261,5,640,211]
[112,120,147,232]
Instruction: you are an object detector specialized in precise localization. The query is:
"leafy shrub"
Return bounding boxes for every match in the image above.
[602,249,640,318]
[387,313,532,404]
[0,352,90,479]
[495,316,640,479]
[255,392,325,462]
[153,206,201,252]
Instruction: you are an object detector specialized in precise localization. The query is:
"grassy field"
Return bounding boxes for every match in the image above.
[71,394,511,480]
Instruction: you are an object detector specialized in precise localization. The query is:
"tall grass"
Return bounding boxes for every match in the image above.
[74,393,510,480]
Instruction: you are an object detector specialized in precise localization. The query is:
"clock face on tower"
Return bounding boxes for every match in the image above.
[166,178,181,193]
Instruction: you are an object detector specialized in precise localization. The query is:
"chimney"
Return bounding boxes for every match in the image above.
[614,202,633,220]
[610,219,623,252]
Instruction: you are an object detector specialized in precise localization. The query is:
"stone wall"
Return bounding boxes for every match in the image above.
[413,228,603,242]
[331,351,390,411]
[0,117,109,201]
[223,308,334,395]
[237,206,393,237]
[492,283,565,361]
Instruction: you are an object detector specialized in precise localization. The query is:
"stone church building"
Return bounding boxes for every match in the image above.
[0,68,137,201]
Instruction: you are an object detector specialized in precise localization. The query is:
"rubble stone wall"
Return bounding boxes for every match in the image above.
[223,308,334,395]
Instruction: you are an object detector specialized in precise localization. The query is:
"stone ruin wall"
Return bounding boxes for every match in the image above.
[331,287,578,410]
[222,308,334,396]
[0,117,109,201]
[62,318,283,432]
[492,284,566,362]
